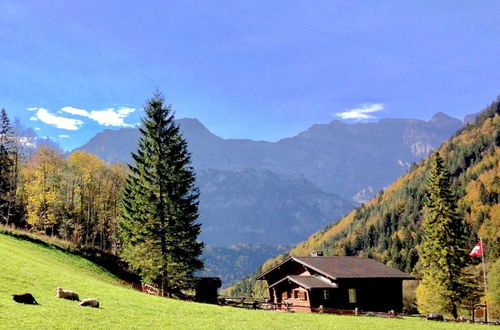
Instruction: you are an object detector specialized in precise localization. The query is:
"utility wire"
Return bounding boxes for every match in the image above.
[207,0,499,80]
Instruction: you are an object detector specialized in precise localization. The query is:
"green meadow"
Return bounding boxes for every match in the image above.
[0,233,489,329]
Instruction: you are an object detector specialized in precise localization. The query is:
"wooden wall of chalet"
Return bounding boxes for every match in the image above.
[309,279,403,312]
[271,278,404,313]
[270,281,312,309]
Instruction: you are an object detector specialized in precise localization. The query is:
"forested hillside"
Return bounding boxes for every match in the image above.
[197,168,353,245]
[200,244,290,288]
[228,99,500,302]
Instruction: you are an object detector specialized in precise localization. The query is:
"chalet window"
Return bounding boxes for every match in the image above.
[322,289,329,300]
[348,288,357,303]
[292,289,307,300]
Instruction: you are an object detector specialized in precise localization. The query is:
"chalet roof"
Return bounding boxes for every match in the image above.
[269,275,338,290]
[257,256,415,280]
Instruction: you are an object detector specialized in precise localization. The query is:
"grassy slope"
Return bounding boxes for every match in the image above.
[0,234,486,329]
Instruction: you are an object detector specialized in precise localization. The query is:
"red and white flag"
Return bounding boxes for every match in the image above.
[469,241,483,257]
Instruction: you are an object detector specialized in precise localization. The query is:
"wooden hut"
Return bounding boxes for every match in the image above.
[257,255,415,313]
[194,277,222,304]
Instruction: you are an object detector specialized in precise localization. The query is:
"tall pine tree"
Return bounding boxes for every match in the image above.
[416,153,470,318]
[0,109,13,193]
[119,93,203,296]
[0,108,14,224]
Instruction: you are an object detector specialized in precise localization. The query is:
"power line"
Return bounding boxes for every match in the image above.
[207,0,499,80]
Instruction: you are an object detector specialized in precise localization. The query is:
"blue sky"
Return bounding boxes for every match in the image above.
[1,1,499,151]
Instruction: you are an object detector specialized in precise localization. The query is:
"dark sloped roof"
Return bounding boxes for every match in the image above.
[269,275,338,289]
[294,256,415,279]
[257,256,415,280]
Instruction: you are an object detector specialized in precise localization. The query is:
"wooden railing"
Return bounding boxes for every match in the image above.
[218,297,310,312]
[142,283,160,296]
[217,296,397,316]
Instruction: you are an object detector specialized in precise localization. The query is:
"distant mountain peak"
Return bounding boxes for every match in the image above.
[176,117,219,139]
[177,117,204,126]
[428,112,462,128]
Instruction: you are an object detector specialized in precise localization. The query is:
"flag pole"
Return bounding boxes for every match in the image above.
[480,237,487,294]
[480,237,488,324]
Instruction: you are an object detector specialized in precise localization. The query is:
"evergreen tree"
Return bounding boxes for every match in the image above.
[0,108,14,224]
[416,154,470,318]
[0,108,13,194]
[119,93,203,296]
[487,258,500,318]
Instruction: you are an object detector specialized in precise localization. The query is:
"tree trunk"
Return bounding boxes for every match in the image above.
[451,304,458,319]
[5,200,11,226]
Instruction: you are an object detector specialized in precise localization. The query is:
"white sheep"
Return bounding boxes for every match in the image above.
[79,298,99,308]
[56,287,80,301]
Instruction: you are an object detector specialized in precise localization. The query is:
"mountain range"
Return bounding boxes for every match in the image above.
[79,112,462,201]
[76,113,464,246]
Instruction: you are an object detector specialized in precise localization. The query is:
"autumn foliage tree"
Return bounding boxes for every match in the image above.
[20,146,127,251]
[65,151,103,243]
[21,146,65,235]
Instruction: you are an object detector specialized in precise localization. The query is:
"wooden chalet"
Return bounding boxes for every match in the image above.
[257,253,415,313]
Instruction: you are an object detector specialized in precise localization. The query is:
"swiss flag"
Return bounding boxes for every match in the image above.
[469,241,482,257]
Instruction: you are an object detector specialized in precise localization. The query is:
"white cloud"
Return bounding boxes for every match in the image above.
[335,103,384,120]
[58,134,69,138]
[33,108,84,130]
[29,105,137,129]
[60,106,89,117]
[61,106,137,127]
[34,127,41,131]
[88,107,136,127]
[26,107,38,111]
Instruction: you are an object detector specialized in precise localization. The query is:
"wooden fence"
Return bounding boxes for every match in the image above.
[220,298,499,324]
[125,282,161,296]
[142,284,160,296]
[217,297,357,314]
[217,296,402,317]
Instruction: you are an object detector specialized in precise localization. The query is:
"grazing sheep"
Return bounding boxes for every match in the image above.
[79,298,99,308]
[12,293,39,305]
[56,287,80,301]
[426,313,444,321]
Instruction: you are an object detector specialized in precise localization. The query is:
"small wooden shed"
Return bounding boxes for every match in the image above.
[194,277,222,304]
[257,256,415,313]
